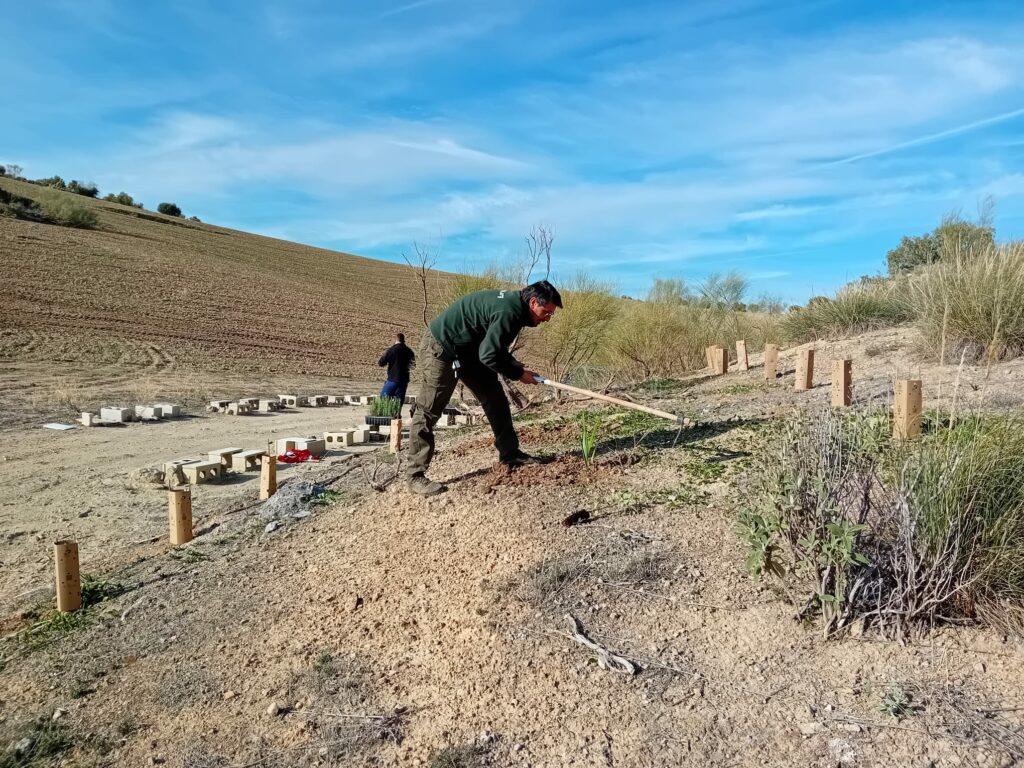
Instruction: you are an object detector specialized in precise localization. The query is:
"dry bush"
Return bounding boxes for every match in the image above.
[780,278,913,343]
[533,272,618,384]
[908,241,1024,363]
[741,408,1024,640]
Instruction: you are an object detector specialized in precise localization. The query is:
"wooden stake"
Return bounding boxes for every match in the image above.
[764,344,779,380]
[705,346,716,372]
[795,349,815,391]
[168,488,193,545]
[54,540,81,612]
[894,379,922,439]
[259,454,277,500]
[713,346,729,375]
[735,340,749,371]
[831,359,852,407]
[390,418,403,453]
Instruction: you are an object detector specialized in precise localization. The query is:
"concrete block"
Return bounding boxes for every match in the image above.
[231,449,267,472]
[404,395,416,405]
[183,460,224,484]
[295,437,326,455]
[352,427,371,445]
[226,402,252,415]
[209,399,232,411]
[276,436,306,453]
[310,395,329,407]
[240,397,260,409]
[135,405,163,420]
[79,412,99,427]
[454,414,470,425]
[100,406,133,423]
[324,430,355,447]
[278,394,300,408]
[343,395,360,405]
[257,398,281,412]
[207,447,243,467]
[155,403,182,417]
[163,457,202,476]
[326,395,346,405]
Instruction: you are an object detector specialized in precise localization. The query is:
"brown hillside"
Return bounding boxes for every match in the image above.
[0,177,447,429]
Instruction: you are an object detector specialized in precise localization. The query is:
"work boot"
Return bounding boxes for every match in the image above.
[501,450,544,467]
[408,473,445,496]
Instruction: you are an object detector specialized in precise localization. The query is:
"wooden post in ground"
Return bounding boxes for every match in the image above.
[390,418,403,453]
[735,340,749,371]
[54,540,81,612]
[894,379,922,439]
[712,346,728,375]
[831,359,852,407]
[705,346,716,372]
[764,344,779,380]
[168,488,193,545]
[260,454,277,500]
[795,349,815,391]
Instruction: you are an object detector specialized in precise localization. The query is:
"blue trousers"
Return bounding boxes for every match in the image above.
[380,379,408,402]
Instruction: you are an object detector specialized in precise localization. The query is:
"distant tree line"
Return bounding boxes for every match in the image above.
[0,162,194,220]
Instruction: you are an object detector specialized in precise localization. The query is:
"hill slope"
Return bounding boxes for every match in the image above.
[0,177,445,428]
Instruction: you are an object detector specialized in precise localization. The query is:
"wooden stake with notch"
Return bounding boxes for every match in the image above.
[894,379,922,439]
[831,359,852,407]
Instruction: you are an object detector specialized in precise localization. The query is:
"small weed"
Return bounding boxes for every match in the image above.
[720,383,757,395]
[116,717,141,737]
[614,410,666,436]
[879,684,915,720]
[312,650,335,678]
[16,610,93,654]
[650,487,707,508]
[684,457,725,482]
[312,488,354,507]
[80,575,126,608]
[169,547,211,563]
[0,718,71,767]
[68,677,95,699]
[523,558,591,609]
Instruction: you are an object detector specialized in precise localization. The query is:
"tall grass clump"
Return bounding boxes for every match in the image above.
[36,188,98,229]
[740,408,1024,639]
[908,242,1024,363]
[781,279,912,343]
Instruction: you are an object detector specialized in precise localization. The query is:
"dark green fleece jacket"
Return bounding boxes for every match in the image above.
[429,289,535,379]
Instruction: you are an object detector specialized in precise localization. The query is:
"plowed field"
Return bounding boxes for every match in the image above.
[0,177,448,429]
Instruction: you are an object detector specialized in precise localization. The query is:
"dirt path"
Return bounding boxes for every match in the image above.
[0,402,391,613]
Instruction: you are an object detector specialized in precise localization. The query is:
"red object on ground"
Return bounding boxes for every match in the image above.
[277,449,319,464]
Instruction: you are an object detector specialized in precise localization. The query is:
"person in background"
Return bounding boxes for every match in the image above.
[378,332,415,403]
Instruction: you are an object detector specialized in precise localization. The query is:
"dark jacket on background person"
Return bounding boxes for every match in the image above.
[378,342,415,383]
[428,289,535,379]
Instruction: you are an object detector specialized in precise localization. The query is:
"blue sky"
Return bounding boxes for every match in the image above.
[4,0,1024,303]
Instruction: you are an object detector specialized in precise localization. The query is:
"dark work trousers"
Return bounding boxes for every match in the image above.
[407,334,520,476]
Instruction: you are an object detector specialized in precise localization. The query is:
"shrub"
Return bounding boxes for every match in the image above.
[67,180,98,198]
[157,201,182,217]
[908,242,1024,363]
[36,189,98,229]
[35,175,67,190]
[534,272,619,384]
[887,212,995,276]
[103,191,143,208]
[740,408,1024,639]
[781,279,912,342]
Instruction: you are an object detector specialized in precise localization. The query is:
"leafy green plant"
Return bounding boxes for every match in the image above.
[369,396,403,418]
[879,684,914,720]
[578,411,603,464]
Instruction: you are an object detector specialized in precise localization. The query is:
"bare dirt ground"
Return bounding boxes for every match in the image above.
[2,327,1024,767]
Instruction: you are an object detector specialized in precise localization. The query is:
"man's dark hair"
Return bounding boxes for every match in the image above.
[521,280,563,308]
[396,333,405,344]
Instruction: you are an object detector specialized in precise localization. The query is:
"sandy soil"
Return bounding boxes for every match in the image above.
[2,327,1024,767]
[0,400,393,615]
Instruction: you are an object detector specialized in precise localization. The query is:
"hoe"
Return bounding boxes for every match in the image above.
[533,376,685,424]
